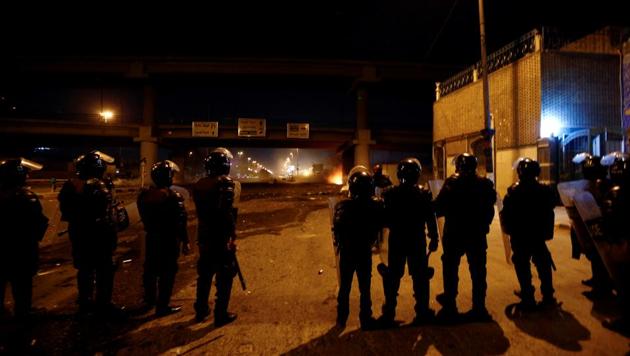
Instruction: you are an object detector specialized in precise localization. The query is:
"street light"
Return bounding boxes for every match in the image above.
[100,110,114,123]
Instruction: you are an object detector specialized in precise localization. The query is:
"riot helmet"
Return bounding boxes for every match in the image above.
[515,157,541,181]
[75,150,114,180]
[373,164,383,176]
[0,158,42,189]
[573,153,605,181]
[397,158,421,185]
[602,152,629,184]
[454,153,477,175]
[348,166,373,200]
[151,160,180,188]
[204,147,233,176]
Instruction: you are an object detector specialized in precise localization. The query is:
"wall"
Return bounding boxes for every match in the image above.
[495,145,537,198]
[434,52,541,148]
[541,52,621,131]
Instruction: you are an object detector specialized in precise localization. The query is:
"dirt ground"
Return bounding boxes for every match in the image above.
[1,183,629,355]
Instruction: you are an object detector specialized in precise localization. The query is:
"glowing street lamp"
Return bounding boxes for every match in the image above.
[100,110,114,123]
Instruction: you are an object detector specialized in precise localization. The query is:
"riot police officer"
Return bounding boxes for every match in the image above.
[601,153,630,332]
[434,153,496,322]
[378,158,438,327]
[0,159,48,319]
[137,160,190,317]
[500,158,556,310]
[193,148,238,326]
[372,164,392,197]
[333,167,384,329]
[58,151,121,316]
[573,154,614,298]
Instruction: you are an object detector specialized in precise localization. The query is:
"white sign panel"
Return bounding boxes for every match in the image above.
[238,118,266,137]
[192,121,219,137]
[287,123,310,139]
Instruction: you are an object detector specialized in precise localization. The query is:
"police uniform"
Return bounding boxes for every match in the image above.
[193,148,238,326]
[380,158,438,325]
[500,158,556,308]
[573,155,614,297]
[137,162,189,315]
[0,159,48,318]
[434,153,496,321]
[333,168,384,329]
[58,152,119,313]
[601,154,630,332]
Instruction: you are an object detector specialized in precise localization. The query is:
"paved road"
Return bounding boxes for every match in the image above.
[1,183,629,355]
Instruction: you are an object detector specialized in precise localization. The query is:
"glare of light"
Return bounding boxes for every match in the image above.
[327,167,343,185]
[100,110,114,122]
[237,151,244,156]
[252,160,257,164]
[301,168,313,177]
[247,157,251,161]
[188,151,194,157]
[540,115,561,138]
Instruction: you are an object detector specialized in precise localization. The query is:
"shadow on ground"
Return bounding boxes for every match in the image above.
[283,320,510,356]
[505,303,591,351]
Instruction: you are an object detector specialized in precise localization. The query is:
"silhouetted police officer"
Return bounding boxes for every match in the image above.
[575,154,614,298]
[0,159,48,319]
[193,148,238,326]
[137,160,190,317]
[601,153,630,332]
[434,153,496,322]
[333,167,383,329]
[379,158,438,326]
[58,151,121,316]
[500,158,556,310]
[372,164,393,197]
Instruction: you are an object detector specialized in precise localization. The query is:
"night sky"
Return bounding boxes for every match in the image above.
[2,1,626,64]
[0,1,626,171]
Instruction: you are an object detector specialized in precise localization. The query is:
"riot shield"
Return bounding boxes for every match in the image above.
[495,194,512,265]
[557,180,589,207]
[328,197,341,287]
[574,191,630,295]
[428,180,445,240]
[557,180,595,257]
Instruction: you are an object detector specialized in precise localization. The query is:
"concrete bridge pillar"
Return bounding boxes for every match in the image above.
[136,85,158,187]
[354,87,371,168]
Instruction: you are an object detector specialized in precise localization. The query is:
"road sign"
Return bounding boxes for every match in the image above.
[286,123,310,139]
[192,121,219,137]
[238,118,266,137]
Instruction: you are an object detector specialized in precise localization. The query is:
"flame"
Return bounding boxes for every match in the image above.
[327,167,343,185]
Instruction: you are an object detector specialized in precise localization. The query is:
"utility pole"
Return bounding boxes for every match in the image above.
[478,0,495,177]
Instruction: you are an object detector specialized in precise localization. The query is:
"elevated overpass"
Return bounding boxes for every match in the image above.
[2,56,451,175]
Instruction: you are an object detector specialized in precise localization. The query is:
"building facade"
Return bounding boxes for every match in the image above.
[433,28,627,196]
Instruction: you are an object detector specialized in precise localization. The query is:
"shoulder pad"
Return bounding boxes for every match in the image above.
[445,174,459,184]
[86,178,107,189]
[382,185,396,196]
[370,196,384,205]
[507,182,519,193]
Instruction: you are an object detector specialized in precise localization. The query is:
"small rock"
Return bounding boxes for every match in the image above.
[318,269,324,275]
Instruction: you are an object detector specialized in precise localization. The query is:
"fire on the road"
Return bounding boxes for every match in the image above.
[327,168,343,185]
